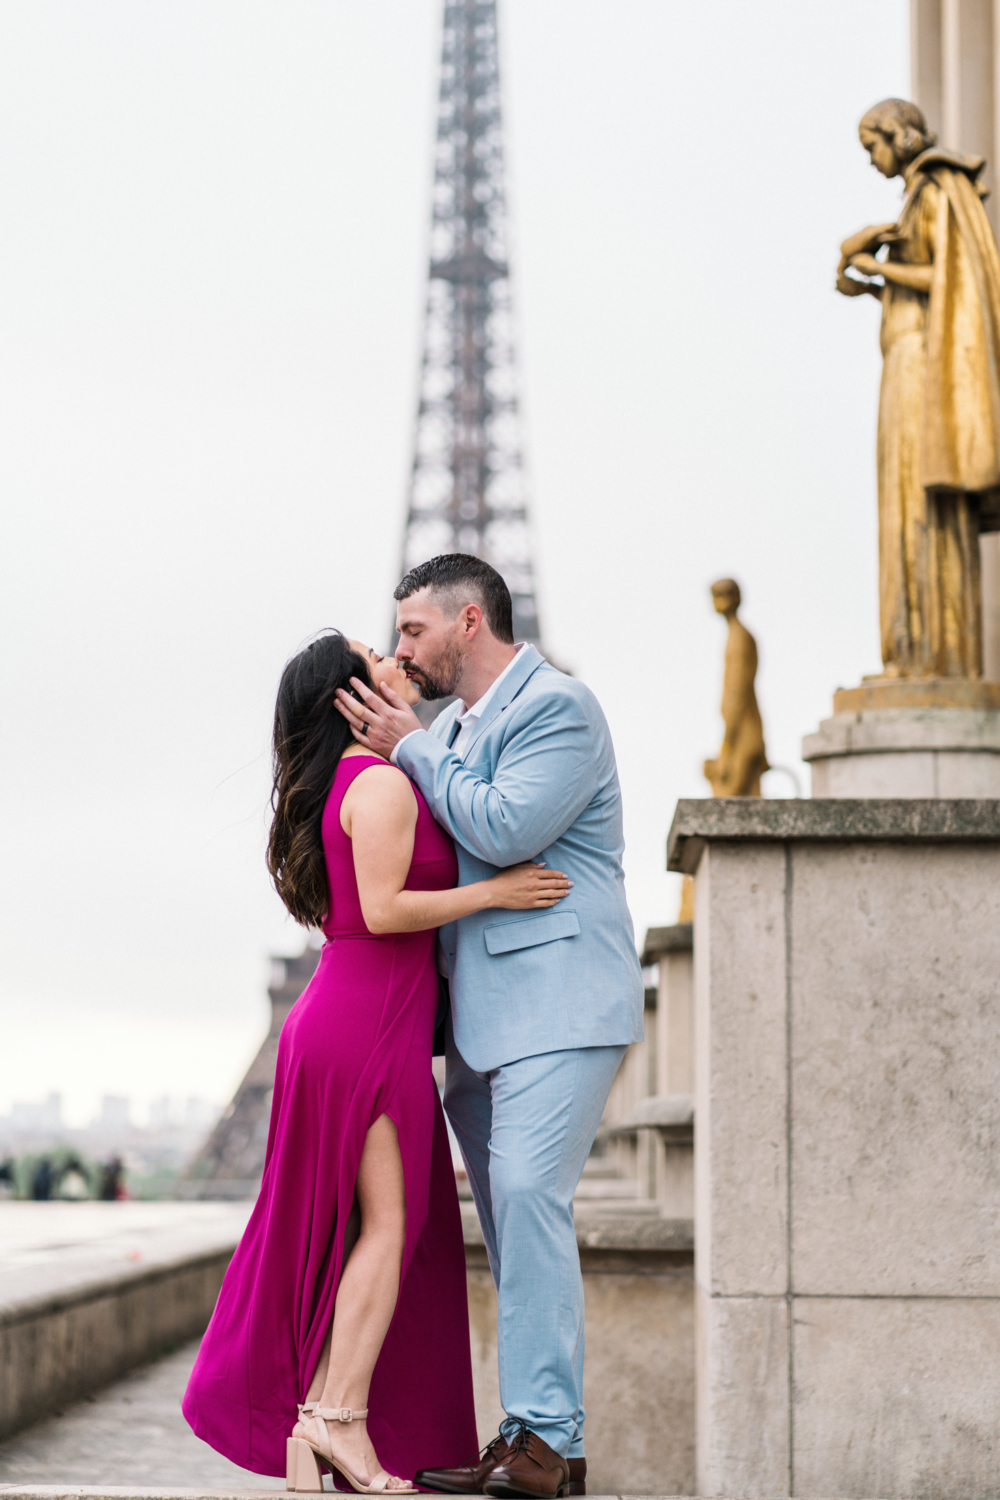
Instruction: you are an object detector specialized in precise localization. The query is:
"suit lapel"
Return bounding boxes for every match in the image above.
[430,701,462,745]
[460,644,546,761]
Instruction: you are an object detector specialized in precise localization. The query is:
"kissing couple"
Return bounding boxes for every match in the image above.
[184,554,644,1497]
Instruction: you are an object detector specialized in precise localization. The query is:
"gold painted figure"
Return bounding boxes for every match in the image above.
[838,98,1000,679]
[677,579,769,922]
[703,579,768,797]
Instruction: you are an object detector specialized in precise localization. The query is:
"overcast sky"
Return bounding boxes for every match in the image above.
[0,0,908,1125]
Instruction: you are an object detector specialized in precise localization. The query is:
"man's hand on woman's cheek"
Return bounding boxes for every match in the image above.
[335,679,423,755]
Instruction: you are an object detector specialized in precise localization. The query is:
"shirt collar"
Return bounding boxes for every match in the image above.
[457,644,525,725]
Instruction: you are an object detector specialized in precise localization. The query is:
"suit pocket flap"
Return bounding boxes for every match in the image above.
[484,910,581,956]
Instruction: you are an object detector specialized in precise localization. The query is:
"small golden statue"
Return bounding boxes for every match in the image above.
[837,98,1000,681]
[678,578,769,923]
[703,578,769,797]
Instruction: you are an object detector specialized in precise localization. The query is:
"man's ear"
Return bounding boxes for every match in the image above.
[461,603,484,638]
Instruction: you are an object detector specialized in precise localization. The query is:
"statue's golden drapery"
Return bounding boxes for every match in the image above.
[840,102,1000,681]
[877,154,1000,675]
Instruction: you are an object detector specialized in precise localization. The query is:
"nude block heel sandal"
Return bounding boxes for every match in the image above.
[289,1403,418,1495]
[287,1435,324,1493]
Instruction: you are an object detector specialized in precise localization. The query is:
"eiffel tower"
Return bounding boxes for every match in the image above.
[180,947,320,1198]
[397,0,542,649]
[183,2,542,1197]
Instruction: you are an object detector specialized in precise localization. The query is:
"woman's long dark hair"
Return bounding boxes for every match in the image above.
[267,631,373,927]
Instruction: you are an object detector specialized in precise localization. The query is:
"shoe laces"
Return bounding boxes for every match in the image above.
[481,1430,509,1463]
[502,1421,532,1460]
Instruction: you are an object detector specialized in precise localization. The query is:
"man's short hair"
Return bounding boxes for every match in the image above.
[394,554,515,644]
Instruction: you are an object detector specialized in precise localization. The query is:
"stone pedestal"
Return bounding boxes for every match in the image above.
[668,797,1000,1499]
[803,677,1000,796]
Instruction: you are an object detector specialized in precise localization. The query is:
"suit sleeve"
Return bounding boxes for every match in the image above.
[395,695,600,865]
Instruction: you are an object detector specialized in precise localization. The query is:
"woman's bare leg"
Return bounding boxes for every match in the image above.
[299,1114,408,1487]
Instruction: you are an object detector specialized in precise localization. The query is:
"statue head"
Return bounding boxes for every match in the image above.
[710,578,741,618]
[859,99,936,179]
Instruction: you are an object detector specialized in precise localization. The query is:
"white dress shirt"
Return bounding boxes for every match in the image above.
[391,644,524,765]
[450,645,524,759]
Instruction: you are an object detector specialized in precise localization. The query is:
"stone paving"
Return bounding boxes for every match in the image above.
[0,1342,282,1491]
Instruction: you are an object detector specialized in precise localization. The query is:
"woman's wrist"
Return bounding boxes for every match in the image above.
[468,881,493,913]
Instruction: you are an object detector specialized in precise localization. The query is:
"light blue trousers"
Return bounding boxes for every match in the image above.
[443,1027,627,1458]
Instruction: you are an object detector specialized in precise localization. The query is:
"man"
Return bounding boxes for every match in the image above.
[336,555,643,1500]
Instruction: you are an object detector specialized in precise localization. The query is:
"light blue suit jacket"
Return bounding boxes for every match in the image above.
[396,645,645,1072]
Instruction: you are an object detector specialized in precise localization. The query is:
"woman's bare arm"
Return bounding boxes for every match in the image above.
[341,764,571,934]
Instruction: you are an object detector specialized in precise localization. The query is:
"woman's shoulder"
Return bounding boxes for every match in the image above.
[336,755,419,840]
[340,756,416,806]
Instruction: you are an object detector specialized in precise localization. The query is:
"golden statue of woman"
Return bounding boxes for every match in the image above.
[703,578,768,797]
[838,98,1000,679]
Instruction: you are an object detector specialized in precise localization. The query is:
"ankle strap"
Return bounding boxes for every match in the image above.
[302,1404,368,1423]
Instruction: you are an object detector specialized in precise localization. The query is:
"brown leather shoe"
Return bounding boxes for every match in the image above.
[482,1425,570,1499]
[415,1431,511,1494]
[566,1458,586,1496]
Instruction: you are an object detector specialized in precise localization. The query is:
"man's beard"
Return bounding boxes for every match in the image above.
[408,639,463,701]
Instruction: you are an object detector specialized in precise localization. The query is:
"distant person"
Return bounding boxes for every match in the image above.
[0,1157,16,1198]
[184,628,569,1494]
[99,1155,124,1201]
[31,1157,54,1201]
[336,556,644,1499]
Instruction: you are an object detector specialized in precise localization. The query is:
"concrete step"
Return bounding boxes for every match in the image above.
[1,1490,295,1498]
[459,1200,693,1254]
[0,1491,690,1499]
[0,1491,901,1499]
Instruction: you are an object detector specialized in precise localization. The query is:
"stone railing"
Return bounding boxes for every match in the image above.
[595,923,694,1223]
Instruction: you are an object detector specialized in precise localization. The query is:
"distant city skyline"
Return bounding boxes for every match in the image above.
[1,1090,220,1134]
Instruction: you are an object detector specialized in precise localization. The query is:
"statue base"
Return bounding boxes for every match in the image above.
[803,679,1000,796]
[834,676,1000,713]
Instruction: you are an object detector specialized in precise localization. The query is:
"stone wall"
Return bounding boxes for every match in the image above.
[669,797,1000,1499]
[0,1250,233,1442]
[466,1243,695,1496]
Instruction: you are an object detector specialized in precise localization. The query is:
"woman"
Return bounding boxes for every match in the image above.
[837,97,1000,678]
[183,632,570,1494]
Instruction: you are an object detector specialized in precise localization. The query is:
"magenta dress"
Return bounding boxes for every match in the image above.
[183,754,478,1480]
